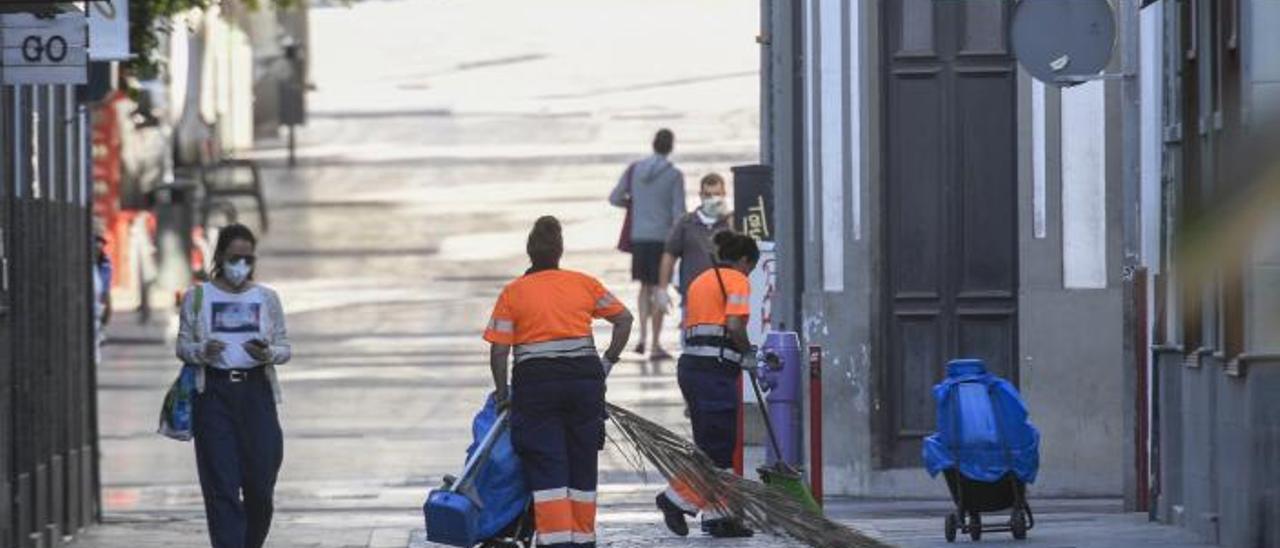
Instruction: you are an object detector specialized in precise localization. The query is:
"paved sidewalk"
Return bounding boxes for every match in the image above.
[76,492,1211,547]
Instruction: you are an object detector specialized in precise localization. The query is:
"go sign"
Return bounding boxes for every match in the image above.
[21,34,71,63]
[1,13,88,85]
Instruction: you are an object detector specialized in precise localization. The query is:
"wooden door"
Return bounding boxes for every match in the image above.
[880,0,1020,467]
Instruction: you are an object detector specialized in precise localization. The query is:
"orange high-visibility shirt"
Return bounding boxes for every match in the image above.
[484,269,625,346]
[683,267,750,329]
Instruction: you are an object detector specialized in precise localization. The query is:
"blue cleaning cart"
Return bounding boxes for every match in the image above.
[923,359,1041,542]
[425,396,533,547]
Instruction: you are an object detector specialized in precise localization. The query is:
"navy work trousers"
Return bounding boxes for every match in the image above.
[511,369,604,548]
[193,369,284,548]
[677,355,740,469]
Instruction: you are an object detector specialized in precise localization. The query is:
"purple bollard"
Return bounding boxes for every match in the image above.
[758,331,803,467]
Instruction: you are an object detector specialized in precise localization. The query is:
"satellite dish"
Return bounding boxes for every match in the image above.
[1011,0,1117,87]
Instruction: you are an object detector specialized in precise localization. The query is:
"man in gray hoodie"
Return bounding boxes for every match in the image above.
[609,129,686,360]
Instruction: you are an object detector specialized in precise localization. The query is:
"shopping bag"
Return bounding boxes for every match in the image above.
[616,163,635,254]
[158,283,203,441]
[158,365,199,441]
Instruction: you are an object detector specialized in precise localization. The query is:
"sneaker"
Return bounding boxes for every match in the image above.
[655,494,689,537]
[706,519,754,538]
[633,343,646,355]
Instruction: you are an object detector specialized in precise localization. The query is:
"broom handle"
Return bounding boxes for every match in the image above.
[746,366,788,470]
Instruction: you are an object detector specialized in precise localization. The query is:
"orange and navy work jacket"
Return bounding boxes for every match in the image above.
[682,267,751,365]
[484,269,625,367]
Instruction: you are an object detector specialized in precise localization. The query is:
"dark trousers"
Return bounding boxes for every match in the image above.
[677,356,740,469]
[194,369,284,548]
[511,374,604,548]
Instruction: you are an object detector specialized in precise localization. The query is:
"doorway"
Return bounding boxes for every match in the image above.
[878,0,1020,468]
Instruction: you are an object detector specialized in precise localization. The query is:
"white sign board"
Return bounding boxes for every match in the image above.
[741,242,777,405]
[746,241,777,347]
[88,0,130,61]
[1,13,88,85]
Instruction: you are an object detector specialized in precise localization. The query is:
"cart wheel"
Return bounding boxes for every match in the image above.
[944,513,958,543]
[969,512,982,541]
[1011,509,1028,540]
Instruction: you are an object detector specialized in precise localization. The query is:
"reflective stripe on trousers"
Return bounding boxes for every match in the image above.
[663,478,706,514]
[662,470,734,519]
[532,487,597,546]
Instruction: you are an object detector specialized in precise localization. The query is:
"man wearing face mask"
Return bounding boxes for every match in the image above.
[656,173,733,329]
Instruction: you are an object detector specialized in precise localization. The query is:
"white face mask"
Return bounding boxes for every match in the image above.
[700,195,729,219]
[223,259,252,287]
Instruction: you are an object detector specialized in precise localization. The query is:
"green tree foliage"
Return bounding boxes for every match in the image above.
[128,0,210,80]
[127,0,299,80]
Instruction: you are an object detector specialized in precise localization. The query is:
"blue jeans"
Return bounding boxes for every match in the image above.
[193,369,283,548]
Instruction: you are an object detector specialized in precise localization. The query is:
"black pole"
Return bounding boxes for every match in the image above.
[288,125,296,168]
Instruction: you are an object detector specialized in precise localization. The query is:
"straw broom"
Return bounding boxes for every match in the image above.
[606,403,892,548]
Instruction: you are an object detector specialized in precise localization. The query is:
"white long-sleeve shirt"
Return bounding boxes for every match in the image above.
[176,281,291,402]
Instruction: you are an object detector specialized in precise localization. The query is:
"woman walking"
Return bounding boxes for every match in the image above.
[176,223,291,548]
[484,216,633,547]
[654,231,759,539]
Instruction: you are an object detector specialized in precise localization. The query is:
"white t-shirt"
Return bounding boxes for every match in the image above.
[202,283,270,370]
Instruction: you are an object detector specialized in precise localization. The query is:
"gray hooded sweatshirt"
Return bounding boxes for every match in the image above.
[609,154,686,243]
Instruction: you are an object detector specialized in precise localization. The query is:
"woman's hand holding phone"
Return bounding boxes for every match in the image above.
[243,338,273,363]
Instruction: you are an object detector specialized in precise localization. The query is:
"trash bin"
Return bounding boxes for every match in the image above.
[759,331,803,467]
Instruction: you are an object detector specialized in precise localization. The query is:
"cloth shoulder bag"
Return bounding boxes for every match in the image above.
[616,163,636,254]
[158,284,204,441]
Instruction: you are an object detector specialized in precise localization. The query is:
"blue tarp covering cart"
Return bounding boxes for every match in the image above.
[922,359,1040,542]
[425,395,533,547]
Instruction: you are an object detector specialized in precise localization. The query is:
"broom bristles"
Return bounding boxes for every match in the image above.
[606,403,892,548]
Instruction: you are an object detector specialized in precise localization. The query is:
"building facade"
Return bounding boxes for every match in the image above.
[1144,1,1280,546]
[764,0,1134,498]
[761,0,1280,544]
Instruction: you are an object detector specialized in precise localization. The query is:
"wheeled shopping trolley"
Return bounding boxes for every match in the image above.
[923,359,1041,543]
